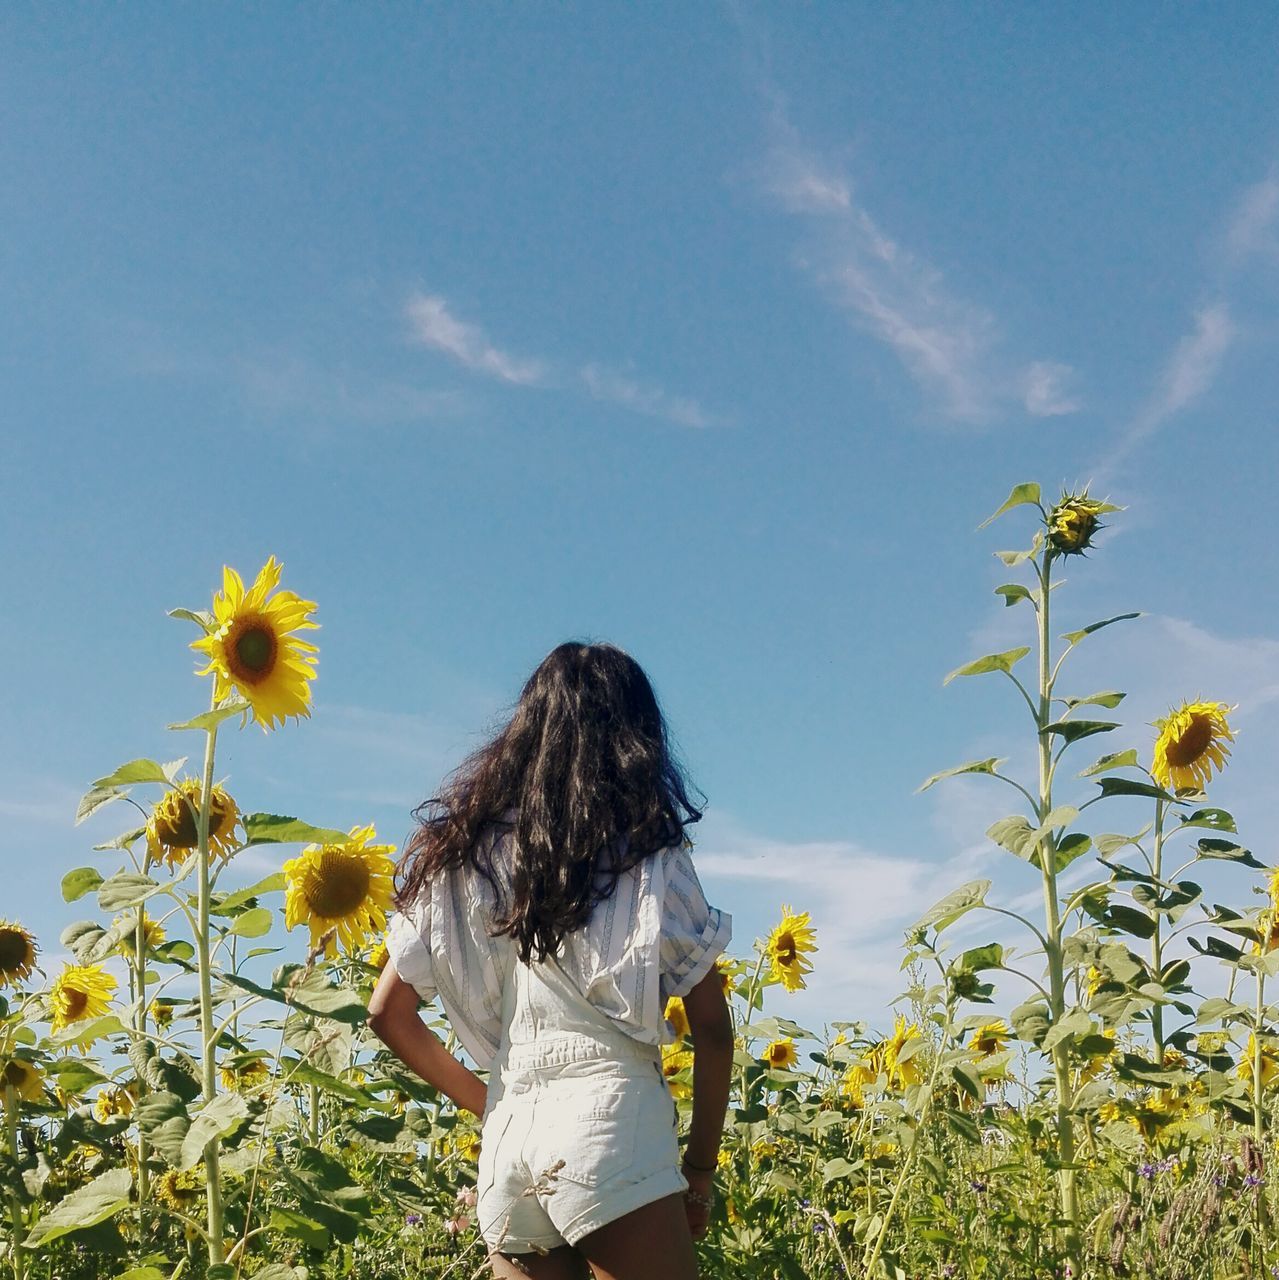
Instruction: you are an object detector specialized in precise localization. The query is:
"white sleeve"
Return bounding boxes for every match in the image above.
[658,842,732,1003]
[384,889,438,1005]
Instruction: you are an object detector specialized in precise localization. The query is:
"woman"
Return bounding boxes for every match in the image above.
[368,641,734,1280]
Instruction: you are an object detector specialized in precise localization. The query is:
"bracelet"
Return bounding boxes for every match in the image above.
[681,1154,717,1174]
[683,1187,715,1212]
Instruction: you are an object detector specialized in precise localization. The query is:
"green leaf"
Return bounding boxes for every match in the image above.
[48,1015,127,1047]
[978,482,1042,529]
[167,703,250,733]
[218,966,368,1025]
[227,907,273,938]
[957,943,1004,973]
[820,1157,859,1185]
[916,758,1004,793]
[1042,719,1119,745]
[951,1061,983,1101]
[995,583,1034,607]
[269,1208,330,1250]
[287,1062,376,1105]
[179,1093,251,1170]
[76,786,127,826]
[53,1058,109,1093]
[1062,690,1126,710]
[1079,749,1139,778]
[97,871,162,911]
[1100,905,1157,939]
[114,1268,168,1280]
[214,874,286,913]
[1060,613,1142,648]
[243,814,350,846]
[62,867,104,903]
[987,815,1036,859]
[1093,776,1176,802]
[1196,838,1262,868]
[1179,808,1237,833]
[943,647,1031,686]
[911,880,990,933]
[1045,831,1092,872]
[167,606,215,630]
[134,1092,191,1167]
[24,1168,133,1246]
[1042,1007,1093,1053]
[1009,999,1051,1046]
[93,825,147,852]
[91,759,184,789]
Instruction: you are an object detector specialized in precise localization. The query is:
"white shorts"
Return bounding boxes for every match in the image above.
[477,1052,688,1252]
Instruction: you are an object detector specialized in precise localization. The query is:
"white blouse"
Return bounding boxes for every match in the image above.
[384,830,732,1070]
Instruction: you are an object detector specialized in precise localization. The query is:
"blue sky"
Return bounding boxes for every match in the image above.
[4,5,1278,1043]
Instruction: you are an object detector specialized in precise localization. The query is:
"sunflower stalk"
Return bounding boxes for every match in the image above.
[134,909,151,1218]
[1150,798,1167,1058]
[194,686,227,1268]
[4,1082,24,1280]
[1253,970,1266,1146]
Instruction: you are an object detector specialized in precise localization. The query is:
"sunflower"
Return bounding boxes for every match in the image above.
[662,1043,695,1100]
[368,940,390,971]
[190,556,319,732]
[0,920,38,988]
[1084,965,1106,999]
[283,824,397,958]
[155,1167,204,1212]
[149,1000,175,1029]
[451,1130,482,1163]
[114,911,166,962]
[764,906,817,993]
[1150,701,1234,793]
[715,956,737,998]
[1,1057,45,1105]
[664,996,690,1040]
[220,1058,270,1092]
[49,964,118,1032]
[970,1021,1010,1058]
[840,1061,875,1109]
[762,1038,798,1070]
[145,779,241,872]
[1078,1029,1117,1083]
[93,1083,137,1122]
[1237,1033,1279,1090]
[872,1015,925,1090]
[1045,490,1116,556]
[1268,865,1279,910]
[750,1137,778,1162]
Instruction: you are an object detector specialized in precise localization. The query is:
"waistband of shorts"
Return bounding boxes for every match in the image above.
[502,1030,662,1074]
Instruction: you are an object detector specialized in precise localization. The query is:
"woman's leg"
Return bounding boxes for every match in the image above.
[574,1193,699,1280]
[487,1246,592,1279]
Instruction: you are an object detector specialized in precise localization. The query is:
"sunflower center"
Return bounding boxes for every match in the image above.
[305,851,371,919]
[2,1060,24,1087]
[1166,714,1213,766]
[226,617,278,685]
[0,929,29,971]
[775,932,797,964]
[62,987,89,1020]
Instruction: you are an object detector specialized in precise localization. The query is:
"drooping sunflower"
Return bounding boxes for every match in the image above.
[715,956,738,998]
[664,996,690,1040]
[1150,700,1234,793]
[93,1083,138,1122]
[970,1020,1010,1058]
[155,1167,204,1212]
[1237,1033,1279,1090]
[839,1064,872,1109]
[146,779,242,870]
[283,824,396,958]
[149,1000,175,1029]
[764,905,817,993]
[220,1057,270,1093]
[762,1038,798,1070]
[190,556,319,732]
[0,920,38,988]
[1253,911,1279,956]
[1,1057,45,1105]
[1045,490,1117,557]
[49,964,118,1032]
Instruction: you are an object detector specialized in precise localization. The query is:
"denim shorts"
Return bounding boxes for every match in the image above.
[476,1036,687,1252]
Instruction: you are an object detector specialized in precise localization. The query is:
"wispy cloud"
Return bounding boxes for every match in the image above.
[405,292,546,386]
[580,363,720,429]
[1223,171,1279,266]
[756,106,1078,425]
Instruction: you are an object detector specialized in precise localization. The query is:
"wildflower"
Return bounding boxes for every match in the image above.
[969,1178,987,1194]
[283,824,396,958]
[970,1021,1010,1058]
[1150,701,1234,793]
[49,964,117,1032]
[146,780,241,870]
[1046,490,1114,556]
[0,920,38,987]
[455,1186,478,1209]
[444,1213,471,1235]
[404,1212,422,1227]
[665,996,690,1040]
[190,556,319,731]
[764,906,817,992]
[1,1057,45,1105]
[762,1038,798,1070]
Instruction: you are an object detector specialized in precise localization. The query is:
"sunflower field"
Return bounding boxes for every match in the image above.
[2,484,1277,1280]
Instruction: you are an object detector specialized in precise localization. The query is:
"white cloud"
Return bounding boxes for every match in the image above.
[1022,360,1082,418]
[580,363,719,429]
[1224,172,1279,265]
[405,292,546,386]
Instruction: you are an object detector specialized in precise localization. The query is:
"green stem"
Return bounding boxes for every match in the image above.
[134,913,151,1220]
[1035,551,1081,1274]
[308,1083,320,1148]
[1150,799,1166,1058]
[194,690,226,1266]
[5,1084,25,1280]
[1254,971,1266,1146]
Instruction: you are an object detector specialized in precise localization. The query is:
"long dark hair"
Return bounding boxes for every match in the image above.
[396,641,703,964]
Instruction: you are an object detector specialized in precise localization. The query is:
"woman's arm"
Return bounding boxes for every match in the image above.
[367,961,488,1117]
[680,964,734,1240]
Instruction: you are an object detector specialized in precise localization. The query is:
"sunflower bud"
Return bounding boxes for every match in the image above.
[1046,491,1114,556]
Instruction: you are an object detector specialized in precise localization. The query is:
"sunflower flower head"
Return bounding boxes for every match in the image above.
[876,1014,925,1090]
[113,911,166,962]
[2,1057,46,1106]
[145,779,242,871]
[970,1020,1010,1058]
[49,964,118,1033]
[1253,910,1279,957]
[93,1082,138,1122]
[763,1038,798,1070]
[1267,865,1279,911]
[283,824,396,959]
[190,556,319,732]
[220,1057,270,1093]
[764,905,817,993]
[1237,1033,1279,1090]
[0,920,38,988]
[367,940,390,971]
[661,1042,695,1100]
[1046,490,1116,557]
[664,996,690,1040]
[1151,700,1235,793]
[155,1167,204,1212]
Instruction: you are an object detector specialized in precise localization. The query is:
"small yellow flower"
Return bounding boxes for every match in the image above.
[1252,910,1279,956]
[283,824,397,959]
[762,1038,798,1070]
[0,920,38,988]
[1196,1030,1227,1055]
[1085,965,1105,999]
[764,906,817,993]
[145,779,242,870]
[1078,1029,1117,1083]
[970,1021,1010,1058]
[190,556,319,732]
[1097,1100,1122,1124]
[1151,701,1234,793]
[220,1058,270,1092]
[665,996,690,1039]
[750,1137,778,1162]
[49,964,118,1032]
[715,957,736,998]
[832,1031,847,1046]
[1,1057,45,1105]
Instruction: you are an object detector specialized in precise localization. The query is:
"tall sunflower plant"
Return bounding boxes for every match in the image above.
[911,482,1257,1277]
[1,558,400,1278]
